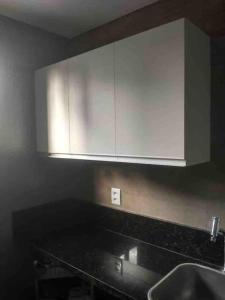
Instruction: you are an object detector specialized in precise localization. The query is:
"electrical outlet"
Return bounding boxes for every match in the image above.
[114,257,123,275]
[111,188,121,206]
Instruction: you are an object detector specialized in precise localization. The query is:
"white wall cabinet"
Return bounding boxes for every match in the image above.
[35,61,69,154]
[114,19,210,166]
[68,44,115,156]
[35,19,210,166]
[115,20,185,160]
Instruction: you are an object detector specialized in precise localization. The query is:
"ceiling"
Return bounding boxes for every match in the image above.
[0,0,159,38]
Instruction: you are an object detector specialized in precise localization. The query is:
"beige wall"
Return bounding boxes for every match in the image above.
[92,160,225,230]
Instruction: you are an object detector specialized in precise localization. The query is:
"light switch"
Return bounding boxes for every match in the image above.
[111,188,121,206]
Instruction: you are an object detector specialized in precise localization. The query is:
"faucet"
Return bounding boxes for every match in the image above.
[210,216,220,242]
[210,216,225,272]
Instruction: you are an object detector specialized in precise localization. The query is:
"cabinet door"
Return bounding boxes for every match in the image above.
[68,44,115,156]
[35,61,69,154]
[115,20,185,159]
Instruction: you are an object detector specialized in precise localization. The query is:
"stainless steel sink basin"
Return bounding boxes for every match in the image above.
[148,263,225,300]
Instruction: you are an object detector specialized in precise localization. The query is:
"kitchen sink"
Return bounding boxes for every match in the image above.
[148,263,225,300]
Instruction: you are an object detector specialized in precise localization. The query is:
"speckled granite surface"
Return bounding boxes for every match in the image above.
[32,204,224,300]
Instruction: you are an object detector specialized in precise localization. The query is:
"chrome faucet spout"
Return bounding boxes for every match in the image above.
[209,217,225,272]
[210,216,220,243]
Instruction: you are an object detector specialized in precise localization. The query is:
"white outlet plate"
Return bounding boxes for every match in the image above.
[111,188,121,206]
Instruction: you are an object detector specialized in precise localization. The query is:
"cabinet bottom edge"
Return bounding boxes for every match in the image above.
[48,153,188,167]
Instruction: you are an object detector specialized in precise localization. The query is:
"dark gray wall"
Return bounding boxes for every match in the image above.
[0,15,91,299]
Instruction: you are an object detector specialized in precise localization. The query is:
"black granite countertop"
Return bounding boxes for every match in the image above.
[33,225,221,300]
[13,199,223,300]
